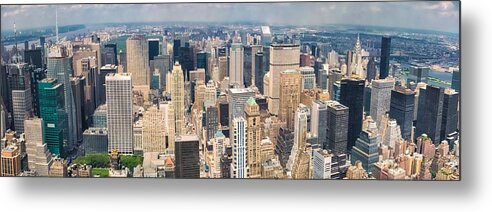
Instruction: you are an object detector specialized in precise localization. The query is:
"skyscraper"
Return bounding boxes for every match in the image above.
[47,45,76,151]
[196,51,208,81]
[278,69,302,130]
[451,69,460,92]
[102,43,118,66]
[380,36,391,79]
[126,35,150,86]
[232,117,248,178]
[300,66,316,90]
[142,105,166,153]
[340,78,365,151]
[389,86,415,140]
[441,89,459,143]
[6,63,32,133]
[366,57,376,82]
[171,63,186,136]
[311,100,328,148]
[370,77,395,125]
[416,85,444,144]
[228,87,255,129]
[254,52,265,93]
[229,43,244,87]
[38,78,66,156]
[106,73,133,154]
[175,135,200,178]
[268,44,300,115]
[351,120,380,172]
[243,45,262,88]
[326,100,349,155]
[148,38,160,62]
[245,97,261,178]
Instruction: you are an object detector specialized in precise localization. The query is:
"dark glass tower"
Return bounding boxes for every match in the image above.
[102,43,118,66]
[389,87,415,141]
[326,101,349,155]
[366,57,376,82]
[416,85,444,144]
[173,39,181,63]
[30,68,46,117]
[340,78,365,151]
[379,36,391,79]
[243,45,253,87]
[38,78,67,156]
[148,39,160,62]
[440,89,459,144]
[196,51,208,81]
[451,70,460,92]
[254,52,265,93]
[24,49,43,69]
[174,135,200,178]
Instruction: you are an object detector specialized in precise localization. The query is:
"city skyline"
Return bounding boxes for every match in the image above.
[0,1,460,180]
[1,1,459,33]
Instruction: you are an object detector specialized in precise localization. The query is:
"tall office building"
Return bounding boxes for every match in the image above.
[25,118,53,176]
[196,51,208,81]
[286,104,309,175]
[24,118,43,169]
[311,100,328,148]
[340,78,365,151]
[245,97,261,178]
[106,73,133,154]
[389,86,415,140]
[171,63,186,136]
[174,135,200,178]
[148,38,160,62]
[205,106,219,142]
[142,105,166,153]
[278,69,302,130]
[243,45,262,88]
[268,44,300,115]
[326,100,349,155]
[261,26,272,46]
[254,52,265,93]
[38,78,66,156]
[351,120,380,172]
[229,43,244,87]
[300,66,316,90]
[71,77,85,145]
[6,63,32,133]
[0,101,6,138]
[126,35,150,86]
[228,87,255,130]
[441,89,459,143]
[47,45,76,151]
[451,70,460,92]
[24,49,43,69]
[370,77,395,125]
[153,54,171,89]
[232,117,248,178]
[102,43,118,66]
[30,68,46,118]
[313,149,333,179]
[416,85,444,144]
[366,57,376,82]
[379,36,391,79]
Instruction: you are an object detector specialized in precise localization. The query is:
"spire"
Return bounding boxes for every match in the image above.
[55,7,59,43]
[355,33,362,53]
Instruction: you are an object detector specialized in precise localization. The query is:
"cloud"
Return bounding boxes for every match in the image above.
[1,2,460,33]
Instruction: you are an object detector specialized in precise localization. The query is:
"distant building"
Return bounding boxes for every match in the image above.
[126,35,150,86]
[229,43,244,87]
[379,36,391,79]
[313,149,333,179]
[389,86,415,140]
[370,77,395,125]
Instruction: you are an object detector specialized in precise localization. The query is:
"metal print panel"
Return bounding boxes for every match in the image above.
[0,1,460,180]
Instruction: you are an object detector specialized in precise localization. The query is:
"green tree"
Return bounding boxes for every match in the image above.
[120,155,144,170]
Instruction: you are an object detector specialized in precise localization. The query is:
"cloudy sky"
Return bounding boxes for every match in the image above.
[1,1,460,33]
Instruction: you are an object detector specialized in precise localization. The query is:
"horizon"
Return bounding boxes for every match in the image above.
[1,2,460,34]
